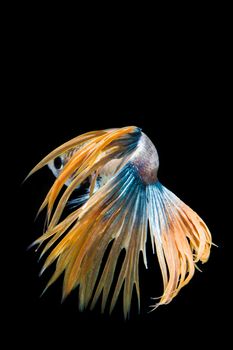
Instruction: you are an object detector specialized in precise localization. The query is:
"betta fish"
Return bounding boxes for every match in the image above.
[27,126,212,318]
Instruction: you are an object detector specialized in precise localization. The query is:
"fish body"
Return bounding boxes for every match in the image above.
[28,126,212,318]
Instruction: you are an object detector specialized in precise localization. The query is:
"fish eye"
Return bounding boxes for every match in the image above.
[54,156,63,170]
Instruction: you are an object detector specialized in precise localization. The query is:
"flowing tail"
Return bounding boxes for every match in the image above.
[28,126,212,318]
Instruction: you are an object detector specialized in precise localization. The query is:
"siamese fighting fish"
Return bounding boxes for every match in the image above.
[27,126,212,318]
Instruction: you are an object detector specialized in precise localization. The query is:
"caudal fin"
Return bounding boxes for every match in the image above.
[35,163,148,319]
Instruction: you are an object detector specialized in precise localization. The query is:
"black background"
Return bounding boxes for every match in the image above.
[6,7,230,349]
